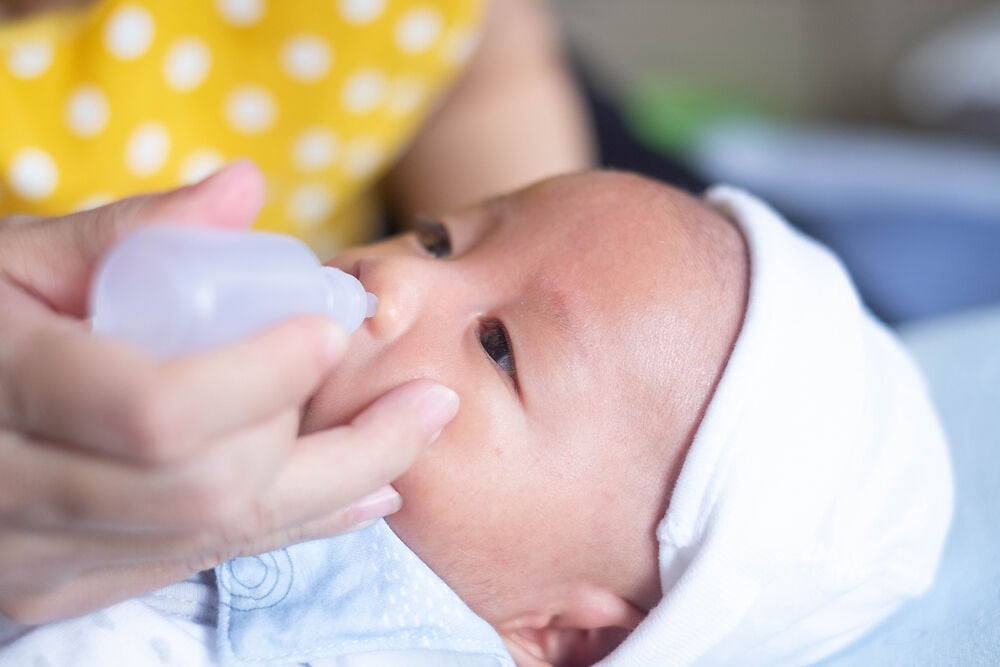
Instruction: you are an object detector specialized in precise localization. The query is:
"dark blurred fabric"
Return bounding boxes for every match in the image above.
[572,56,708,195]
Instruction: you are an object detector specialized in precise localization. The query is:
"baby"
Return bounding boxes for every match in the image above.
[0,171,952,666]
[305,171,953,665]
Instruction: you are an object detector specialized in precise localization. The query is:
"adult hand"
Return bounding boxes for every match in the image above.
[0,162,458,624]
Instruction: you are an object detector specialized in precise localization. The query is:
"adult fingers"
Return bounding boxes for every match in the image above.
[0,407,299,531]
[0,560,190,625]
[2,160,265,316]
[63,380,457,555]
[249,379,459,530]
[0,495,391,625]
[2,312,345,463]
[0,374,444,623]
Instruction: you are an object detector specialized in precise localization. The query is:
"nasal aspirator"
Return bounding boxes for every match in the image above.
[90,226,378,357]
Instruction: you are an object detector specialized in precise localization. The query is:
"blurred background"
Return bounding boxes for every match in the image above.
[552,0,990,126]
[551,0,1000,325]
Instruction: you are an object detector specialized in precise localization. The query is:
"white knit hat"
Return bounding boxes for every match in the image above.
[601,187,953,666]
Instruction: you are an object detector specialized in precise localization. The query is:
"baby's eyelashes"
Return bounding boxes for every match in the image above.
[413,218,452,258]
[478,318,518,391]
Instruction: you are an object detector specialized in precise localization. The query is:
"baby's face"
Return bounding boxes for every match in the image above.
[302,172,747,649]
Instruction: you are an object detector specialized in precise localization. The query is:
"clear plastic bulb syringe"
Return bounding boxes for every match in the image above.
[90,225,378,358]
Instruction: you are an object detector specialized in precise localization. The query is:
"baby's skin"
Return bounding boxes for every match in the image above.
[302,171,749,665]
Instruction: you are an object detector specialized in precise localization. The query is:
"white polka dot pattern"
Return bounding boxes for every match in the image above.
[8,147,59,200]
[179,148,226,183]
[344,137,383,178]
[66,85,110,137]
[287,182,337,228]
[6,40,53,79]
[387,77,426,116]
[338,0,386,24]
[291,128,340,171]
[395,8,443,54]
[125,122,171,176]
[0,0,483,245]
[75,193,114,211]
[443,27,479,65]
[281,35,332,82]
[103,5,155,60]
[163,38,212,91]
[341,68,386,114]
[225,85,277,133]
[215,0,265,26]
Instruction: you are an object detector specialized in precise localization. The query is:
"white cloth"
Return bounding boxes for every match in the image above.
[601,186,954,666]
[0,581,218,667]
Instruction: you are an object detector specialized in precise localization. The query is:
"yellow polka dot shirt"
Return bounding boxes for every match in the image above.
[0,0,483,253]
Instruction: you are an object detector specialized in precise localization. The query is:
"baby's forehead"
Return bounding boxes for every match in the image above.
[509,171,748,416]
[510,172,716,250]
[501,173,732,288]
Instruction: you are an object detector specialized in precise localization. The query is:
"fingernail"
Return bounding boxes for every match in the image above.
[189,161,232,191]
[416,384,459,442]
[348,485,402,524]
[191,160,265,228]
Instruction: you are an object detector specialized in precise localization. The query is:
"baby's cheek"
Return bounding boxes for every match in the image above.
[385,473,464,590]
[387,451,494,581]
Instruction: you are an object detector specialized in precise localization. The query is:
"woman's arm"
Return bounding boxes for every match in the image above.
[386,0,594,219]
[0,0,92,20]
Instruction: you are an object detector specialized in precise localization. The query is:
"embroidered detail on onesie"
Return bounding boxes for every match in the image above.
[216,520,514,666]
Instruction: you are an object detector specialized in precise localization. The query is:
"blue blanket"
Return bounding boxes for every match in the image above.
[819,304,1000,665]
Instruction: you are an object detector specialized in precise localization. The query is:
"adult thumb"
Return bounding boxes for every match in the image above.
[8,160,266,315]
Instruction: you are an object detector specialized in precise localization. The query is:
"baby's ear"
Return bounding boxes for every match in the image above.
[495,585,644,667]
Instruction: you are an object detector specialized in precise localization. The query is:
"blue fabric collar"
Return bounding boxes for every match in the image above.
[216,520,514,666]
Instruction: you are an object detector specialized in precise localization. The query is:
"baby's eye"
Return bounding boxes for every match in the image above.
[478,319,518,387]
[414,218,452,258]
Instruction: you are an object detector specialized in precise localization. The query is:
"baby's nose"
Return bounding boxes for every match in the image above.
[353,255,425,341]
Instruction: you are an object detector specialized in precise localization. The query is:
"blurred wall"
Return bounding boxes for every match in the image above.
[550,0,991,124]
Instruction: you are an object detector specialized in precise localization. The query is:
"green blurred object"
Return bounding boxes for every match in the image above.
[624,80,770,155]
